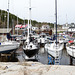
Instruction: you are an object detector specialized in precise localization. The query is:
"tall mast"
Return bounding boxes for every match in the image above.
[0,9,2,21]
[27,2,30,40]
[55,0,57,45]
[66,14,67,24]
[24,17,26,32]
[66,14,68,26]
[29,0,31,33]
[54,22,56,34]
[7,0,9,33]
[12,19,14,35]
[17,16,18,35]
[24,17,25,25]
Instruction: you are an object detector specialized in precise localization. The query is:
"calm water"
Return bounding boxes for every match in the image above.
[0,45,75,65]
[37,47,70,65]
[16,46,75,65]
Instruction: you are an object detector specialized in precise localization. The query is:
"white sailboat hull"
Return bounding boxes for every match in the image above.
[66,46,75,57]
[0,41,20,53]
[45,43,64,58]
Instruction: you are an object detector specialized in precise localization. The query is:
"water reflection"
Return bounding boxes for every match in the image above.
[0,46,75,65]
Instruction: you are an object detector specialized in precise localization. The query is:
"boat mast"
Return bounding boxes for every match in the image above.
[12,19,14,35]
[29,0,31,33]
[27,0,31,42]
[17,16,18,35]
[55,0,57,45]
[66,14,68,26]
[7,0,9,33]
[27,0,30,41]
[24,17,25,25]
[54,22,55,34]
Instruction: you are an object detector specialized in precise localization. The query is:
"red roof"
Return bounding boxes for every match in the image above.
[20,24,28,28]
[15,25,22,27]
[20,25,23,28]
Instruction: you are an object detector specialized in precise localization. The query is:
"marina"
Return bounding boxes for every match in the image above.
[0,0,75,75]
[0,0,75,65]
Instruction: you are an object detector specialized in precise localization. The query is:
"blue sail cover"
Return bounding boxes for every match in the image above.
[53,35,56,40]
[63,36,66,38]
[7,33,12,39]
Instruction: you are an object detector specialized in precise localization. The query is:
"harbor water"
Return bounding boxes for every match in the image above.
[0,45,75,65]
[16,45,75,65]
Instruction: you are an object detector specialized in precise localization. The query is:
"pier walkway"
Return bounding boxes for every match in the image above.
[0,62,75,75]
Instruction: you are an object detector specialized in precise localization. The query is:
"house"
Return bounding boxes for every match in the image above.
[15,25,22,30]
[20,25,28,30]
[62,23,70,29]
[32,26,39,31]
[40,25,50,31]
[68,24,75,33]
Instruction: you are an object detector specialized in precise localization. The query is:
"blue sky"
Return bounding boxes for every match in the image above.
[0,0,75,24]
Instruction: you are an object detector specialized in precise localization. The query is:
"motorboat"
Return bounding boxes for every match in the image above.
[39,33,47,46]
[32,33,40,44]
[59,34,69,44]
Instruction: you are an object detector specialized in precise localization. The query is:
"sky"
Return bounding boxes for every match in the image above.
[0,0,75,24]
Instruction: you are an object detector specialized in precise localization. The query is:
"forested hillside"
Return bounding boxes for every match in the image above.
[0,10,56,28]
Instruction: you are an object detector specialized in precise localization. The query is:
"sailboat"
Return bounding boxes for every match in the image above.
[0,0,20,54]
[23,0,39,58]
[66,40,75,57]
[44,0,64,58]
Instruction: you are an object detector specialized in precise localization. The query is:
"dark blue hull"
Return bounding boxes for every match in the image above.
[24,49,39,58]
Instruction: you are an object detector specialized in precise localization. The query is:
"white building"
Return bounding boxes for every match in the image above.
[41,25,50,31]
[68,24,75,33]
[32,26,39,31]
[15,25,22,30]
[62,23,69,29]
